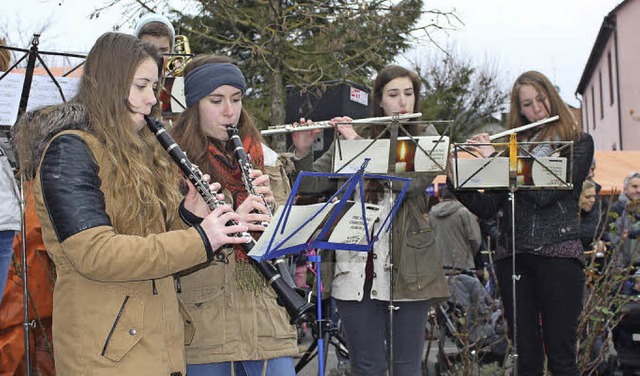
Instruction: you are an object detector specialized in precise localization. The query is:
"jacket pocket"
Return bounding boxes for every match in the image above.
[179,286,227,348]
[101,295,144,362]
[400,229,436,277]
[257,288,297,340]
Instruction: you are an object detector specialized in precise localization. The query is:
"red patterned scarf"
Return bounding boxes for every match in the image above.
[206,134,264,262]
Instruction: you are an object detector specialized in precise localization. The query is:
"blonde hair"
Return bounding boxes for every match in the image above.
[75,32,181,233]
[507,71,580,142]
[0,37,10,71]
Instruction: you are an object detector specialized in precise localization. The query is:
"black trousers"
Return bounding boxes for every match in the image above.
[496,254,584,376]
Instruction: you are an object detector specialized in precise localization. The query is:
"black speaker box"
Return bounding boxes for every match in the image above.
[285,80,371,160]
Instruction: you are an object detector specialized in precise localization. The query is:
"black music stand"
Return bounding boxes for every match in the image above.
[452,135,574,374]
[249,159,410,376]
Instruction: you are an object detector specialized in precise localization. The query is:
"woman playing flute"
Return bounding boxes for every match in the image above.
[452,70,594,376]
[292,64,449,376]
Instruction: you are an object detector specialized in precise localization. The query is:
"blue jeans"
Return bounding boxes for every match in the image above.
[0,230,16,304]
[186,357,295,376]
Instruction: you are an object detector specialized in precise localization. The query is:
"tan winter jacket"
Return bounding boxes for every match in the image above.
[25,105,213,376]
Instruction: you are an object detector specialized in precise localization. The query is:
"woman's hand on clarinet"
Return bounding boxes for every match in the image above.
[466,133,496,158]
[249,170,275,209]
[184,175,223,217]
[200,206,250,249]
[329,116,358,140]
[236,195,271,232]
[291,117,320,159]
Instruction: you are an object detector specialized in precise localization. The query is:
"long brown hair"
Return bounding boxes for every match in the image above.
[74,32,181,233]
[171,54,262,181]
[367,64,422,138]
[507,70,580,142]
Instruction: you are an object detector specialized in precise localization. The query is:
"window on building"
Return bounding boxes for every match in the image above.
[584,94,589,131]
[607,51,614,106]
[599,70,604,119]
[591,86,596,130]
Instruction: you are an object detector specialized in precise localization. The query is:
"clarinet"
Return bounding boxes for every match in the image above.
[227,125,298,289]
[146,116,314,324]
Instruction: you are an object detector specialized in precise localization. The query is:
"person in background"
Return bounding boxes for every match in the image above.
[0,36,20,305]
[579,180,610,251]
[429,186,482,273]
[134,13,175,58]
[12,32,248,375]
[453,70,593,376]
[292,64,449,376]
[611,172,640,218]
[170,54,299,376]
[609,173,640,269]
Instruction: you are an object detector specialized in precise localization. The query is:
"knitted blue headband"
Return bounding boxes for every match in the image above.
[184,63,246,107]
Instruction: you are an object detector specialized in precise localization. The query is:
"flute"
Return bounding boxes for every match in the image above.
[489,115,559,141]
[145,115,314,324]
[260,112,422,135]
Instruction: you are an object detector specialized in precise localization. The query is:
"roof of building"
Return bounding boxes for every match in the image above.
[575,0,630,95]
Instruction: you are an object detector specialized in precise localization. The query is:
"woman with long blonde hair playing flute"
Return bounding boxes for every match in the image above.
[452,70,593,376]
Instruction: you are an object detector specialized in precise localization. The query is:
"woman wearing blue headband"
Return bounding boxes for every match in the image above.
[171,55,298,376]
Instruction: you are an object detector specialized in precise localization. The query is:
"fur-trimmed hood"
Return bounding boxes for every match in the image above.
[12,102,90,179]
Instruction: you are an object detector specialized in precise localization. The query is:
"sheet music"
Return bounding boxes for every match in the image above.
[333,136,450,174]
[0,72,80,125]
[249,201,383,259]
[0,73,25,126]
[528,157,568,187]
[454,157,510,188]
[26,75,79,111]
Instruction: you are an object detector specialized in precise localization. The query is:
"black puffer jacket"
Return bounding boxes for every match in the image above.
[451,133,594,260]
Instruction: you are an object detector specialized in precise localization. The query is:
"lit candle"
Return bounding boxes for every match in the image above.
[395,141,407,173]
[395,161,407,173]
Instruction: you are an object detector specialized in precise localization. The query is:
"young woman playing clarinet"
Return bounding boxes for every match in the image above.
[169,55,299,376]
[292,64,450,376]
[453,70,594,376]
[11,32,248,375]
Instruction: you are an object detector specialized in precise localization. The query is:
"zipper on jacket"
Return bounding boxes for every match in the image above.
[101,295,130,356]
[152,279,158,295]
[175,274,182,293]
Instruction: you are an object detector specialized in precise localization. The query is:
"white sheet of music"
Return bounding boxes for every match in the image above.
[454,157,510,188]
[0,72,25,126]
[249,201,382,259]
[332,136,450,174]
[0,72,80,126]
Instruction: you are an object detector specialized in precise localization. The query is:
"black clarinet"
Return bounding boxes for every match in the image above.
[146,116,314,324]
[227,125,298,289]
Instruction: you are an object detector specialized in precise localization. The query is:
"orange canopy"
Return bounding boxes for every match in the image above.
[591,150,640,196]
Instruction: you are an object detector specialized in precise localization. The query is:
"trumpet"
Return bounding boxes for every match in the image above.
[166,35,191,77]
[260,112,422,135]
[489,115,559,141]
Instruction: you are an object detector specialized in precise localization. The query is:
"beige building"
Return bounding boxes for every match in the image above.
[576,0,640,151]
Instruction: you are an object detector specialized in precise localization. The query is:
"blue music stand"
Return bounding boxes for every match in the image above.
[250,158,410,376]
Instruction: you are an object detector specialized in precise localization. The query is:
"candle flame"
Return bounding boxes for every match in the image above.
[399,141,406,161]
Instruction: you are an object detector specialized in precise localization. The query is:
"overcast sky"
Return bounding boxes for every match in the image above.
[2,0,624,107]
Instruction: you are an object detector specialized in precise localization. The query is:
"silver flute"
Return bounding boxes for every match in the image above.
[260,112,423,135]
[489,115,559,141]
